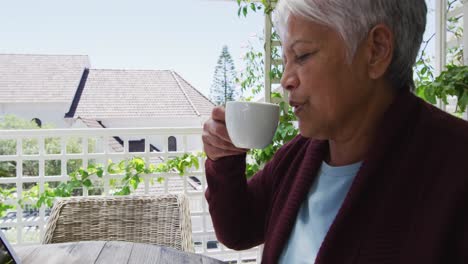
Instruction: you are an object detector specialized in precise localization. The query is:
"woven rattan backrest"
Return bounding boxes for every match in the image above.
[42,194,194,252]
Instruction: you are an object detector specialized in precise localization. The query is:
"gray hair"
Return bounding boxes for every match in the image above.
[273,0,427,90]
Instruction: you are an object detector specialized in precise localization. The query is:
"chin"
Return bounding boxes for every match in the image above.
[298,125,314,139]
[298,123,326,140]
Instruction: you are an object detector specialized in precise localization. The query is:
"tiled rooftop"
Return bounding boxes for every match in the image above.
[73,69,215,118]
[0,54,90,103]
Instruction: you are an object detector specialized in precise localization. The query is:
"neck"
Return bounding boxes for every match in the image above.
[327,83,397,166]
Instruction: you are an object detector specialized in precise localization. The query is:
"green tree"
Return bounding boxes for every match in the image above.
[210,45,240,105]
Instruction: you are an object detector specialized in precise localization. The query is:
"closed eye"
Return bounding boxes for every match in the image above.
[295,53,312,63]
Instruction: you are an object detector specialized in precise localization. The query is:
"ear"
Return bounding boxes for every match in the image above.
[366,24,394,80]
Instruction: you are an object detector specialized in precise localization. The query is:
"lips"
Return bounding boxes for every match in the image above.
[289,100,305,115]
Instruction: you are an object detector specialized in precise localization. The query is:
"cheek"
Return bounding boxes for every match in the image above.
[303,73,340,112]
[298,52,356,116]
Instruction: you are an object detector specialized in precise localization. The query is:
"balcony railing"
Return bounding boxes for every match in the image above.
[0,127,260,263]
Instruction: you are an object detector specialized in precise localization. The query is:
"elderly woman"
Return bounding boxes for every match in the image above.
[202,0,468,263]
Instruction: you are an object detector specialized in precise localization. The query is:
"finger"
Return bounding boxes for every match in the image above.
[211,107,226,123]
[204,122,249,152]
[204,119,232,143]
[203,141,247,161]
[202,131,244,153]
[204,145,246,160]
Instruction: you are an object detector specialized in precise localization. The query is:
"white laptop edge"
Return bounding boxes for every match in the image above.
[0,231,21,264]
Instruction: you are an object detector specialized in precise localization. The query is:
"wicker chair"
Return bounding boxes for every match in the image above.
[42,194,194,252]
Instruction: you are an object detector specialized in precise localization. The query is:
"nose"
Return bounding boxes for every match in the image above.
[280,63,299,91]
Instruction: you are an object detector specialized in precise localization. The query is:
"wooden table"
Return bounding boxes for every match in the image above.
[15,241,225,264]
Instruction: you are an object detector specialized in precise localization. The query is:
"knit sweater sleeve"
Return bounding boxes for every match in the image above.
[204,153,274,250]
[204,137,303,250]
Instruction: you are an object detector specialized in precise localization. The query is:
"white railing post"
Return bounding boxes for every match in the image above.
[38,136,45,240]
[16,138,23,244]
[144,136,150,195]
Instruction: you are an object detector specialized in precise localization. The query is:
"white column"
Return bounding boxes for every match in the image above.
[435,0,447,74]
[463,0,468,120]
[435,0,447,110]
[264,10,272,103]
[464,0,468,66]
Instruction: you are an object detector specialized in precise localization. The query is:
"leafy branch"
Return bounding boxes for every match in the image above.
[0,188,15,217]
[246,98,298,178]
[416,65,468,113]
[235,0,298,178]
[415,0,466,114]
[236,0,276,17]
[0,153,203,216]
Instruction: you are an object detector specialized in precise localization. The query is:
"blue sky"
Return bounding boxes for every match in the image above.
[0,0,264,97]
[0,0,438,99]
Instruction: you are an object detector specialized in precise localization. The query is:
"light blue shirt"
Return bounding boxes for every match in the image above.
[279,160,362,264]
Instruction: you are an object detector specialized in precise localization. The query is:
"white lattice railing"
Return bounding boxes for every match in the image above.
[0,127,260,263]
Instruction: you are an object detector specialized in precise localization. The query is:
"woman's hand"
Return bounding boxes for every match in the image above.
[202,107,248,161]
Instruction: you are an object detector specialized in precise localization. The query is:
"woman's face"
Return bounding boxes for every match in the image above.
[281,15,375,140]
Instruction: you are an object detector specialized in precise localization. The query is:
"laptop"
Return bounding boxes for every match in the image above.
[0,231,21,264]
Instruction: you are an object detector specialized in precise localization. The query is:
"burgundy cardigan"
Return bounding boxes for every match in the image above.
[205,91,468,264]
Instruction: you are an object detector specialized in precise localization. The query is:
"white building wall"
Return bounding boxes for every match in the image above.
[70,116,209,153]
[101,117,208,128]
[0,102,71,128]
[100,117,207,152]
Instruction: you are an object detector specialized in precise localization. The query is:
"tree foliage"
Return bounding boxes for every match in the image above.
[416,65,468,113]
[210,45,240,106]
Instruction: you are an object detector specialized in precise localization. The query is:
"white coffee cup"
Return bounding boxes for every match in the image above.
[225,101,280,149]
